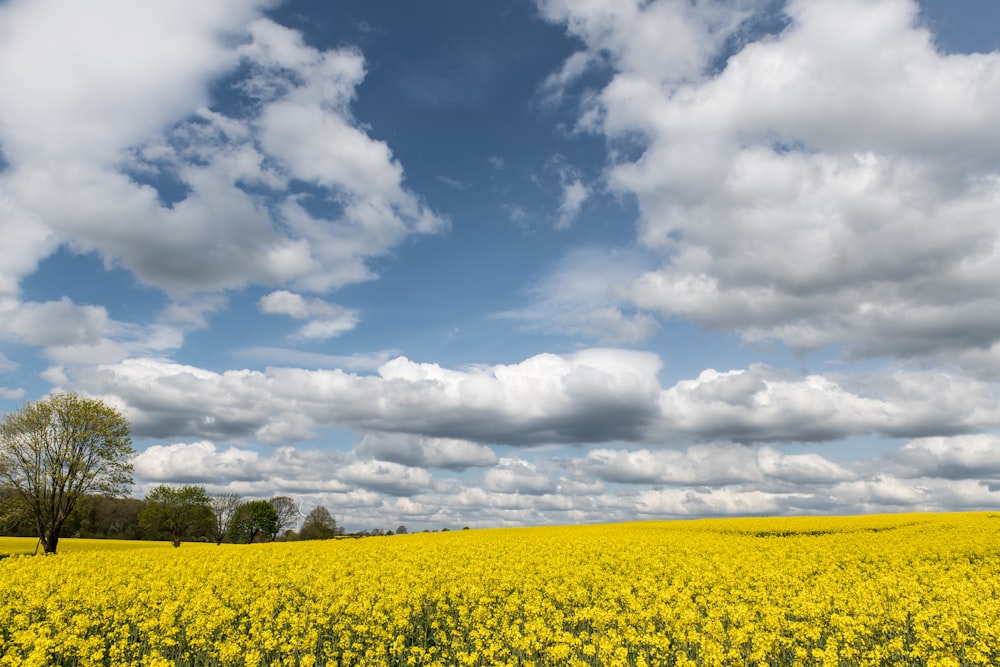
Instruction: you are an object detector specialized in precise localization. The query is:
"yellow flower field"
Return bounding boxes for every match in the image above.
[1,512,998,666]
[0,537,215,556]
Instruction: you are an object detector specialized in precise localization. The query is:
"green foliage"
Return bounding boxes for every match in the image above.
[0,486,33,536]
[65,494,145,540]
[140,485,213,547]
[229,500,279,543]
[0,393,133,553]
[298,505,337,541]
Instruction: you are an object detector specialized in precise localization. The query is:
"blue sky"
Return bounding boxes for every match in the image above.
[3,0,1000,531]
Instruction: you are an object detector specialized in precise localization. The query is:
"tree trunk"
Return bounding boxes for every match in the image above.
[44,532,59,554]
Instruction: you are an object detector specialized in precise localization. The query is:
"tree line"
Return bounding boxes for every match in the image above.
[0,392,357,553]
[0,485,341,545]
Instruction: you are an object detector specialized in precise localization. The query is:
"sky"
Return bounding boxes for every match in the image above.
[2,0,1000,532]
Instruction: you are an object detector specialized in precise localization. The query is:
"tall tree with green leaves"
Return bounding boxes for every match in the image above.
[299,505,337,540]
[0,393,133,554]
[230,500,279,543]
[139,485,213,547]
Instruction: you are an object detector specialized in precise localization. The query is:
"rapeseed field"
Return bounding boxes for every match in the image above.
[1,512,998,666]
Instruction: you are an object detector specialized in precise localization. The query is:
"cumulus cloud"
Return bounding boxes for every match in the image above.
[0,296,211,366]
[483,458,556,495]
[135,441,264,484]
[338,460,434,497]
[635,487,809,517]
[356,433,498,470]
[133,440,357,495]
[0,197,57,298]
[581,443,856,487]
[536,0,1000,364]
[128,433,1000,530]
[68,348,664,445]
[888,435,1000,480]
[0,387,25,400]
[0,1,445,301]
[654,364,999,443]
[0,297,115,348]
[259,290,359,340]
[60,349,1000,450]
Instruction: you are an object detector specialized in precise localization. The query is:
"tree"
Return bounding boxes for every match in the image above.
[208,493,241,545]
[229,500,279,543]
[0,393,133,554]
[0,486,33,536]
[269,495,300,538]
[64,493,144,539]
[139,485,212,547]
[299,505,337,540]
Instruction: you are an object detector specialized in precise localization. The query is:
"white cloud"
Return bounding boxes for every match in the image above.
[0,297,115,348]
[338,460,433,497]
[0,297,131,365]
[0,0,266,166]
[754,447,856,484]
[483,458,555,495]
[134,441,263,483]
[295,318,361,341]
[39,365,68,386]
[0,3,445,301]
[126,433,1000,530]
[132,441,356,498]
[0,387,25,400]
[556,178,589,229]
[582,444,761,485]
[537,0,1000,362]
[656,364,999,442]
[0,296,221,366]
[60,349,1000,450]
[537,0,754,90]
[0,197,57,298]
[259,290,359,340]
[232,348,400,372]
[535,50,594,110]
[259,291,313,319]
[159,297,229,331]
[581,443,855,486]
[357,433,498,470]
[889,435,1000,480]
[66,349,663,444]
[636,487,809,517]
[499,246,659,343]
[0,351,16,373]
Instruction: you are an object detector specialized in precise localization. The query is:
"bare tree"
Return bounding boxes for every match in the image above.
[0,393,133,554]
[208,493,241,545]
[269,495,300,537]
